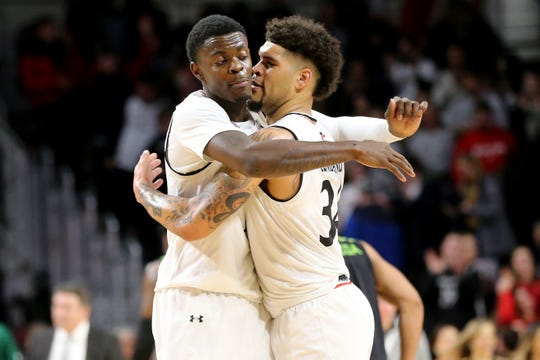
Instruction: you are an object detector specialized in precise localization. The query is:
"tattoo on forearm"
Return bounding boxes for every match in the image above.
[194,175,254,229]
[137,174,256,234]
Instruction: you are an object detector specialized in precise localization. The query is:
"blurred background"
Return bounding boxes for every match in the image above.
[1,0,540,358]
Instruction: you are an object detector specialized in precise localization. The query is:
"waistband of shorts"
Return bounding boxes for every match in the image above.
[335,274,352,289]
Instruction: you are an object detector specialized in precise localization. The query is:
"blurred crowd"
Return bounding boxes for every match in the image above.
[1,0,540,358]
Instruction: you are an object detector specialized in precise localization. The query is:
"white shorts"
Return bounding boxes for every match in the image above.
[152,288,272,360]
[271,282,374,360]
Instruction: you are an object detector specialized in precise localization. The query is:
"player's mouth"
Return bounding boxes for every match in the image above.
[230,78,250,88]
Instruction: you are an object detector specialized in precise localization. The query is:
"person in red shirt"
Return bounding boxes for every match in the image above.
[450,99,518,183]
[496,245,540,335]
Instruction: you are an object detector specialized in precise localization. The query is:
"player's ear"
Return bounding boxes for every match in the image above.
[190,62,203,82]
[296,68,312,91]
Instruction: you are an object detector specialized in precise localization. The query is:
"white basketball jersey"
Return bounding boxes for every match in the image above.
[156,90,265,302]
[245,113,350,317]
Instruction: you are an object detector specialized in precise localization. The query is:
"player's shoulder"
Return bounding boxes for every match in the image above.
[175,90,225,112]
[271,112,315,133]
[171,91,229,128]
[251,124,295,141]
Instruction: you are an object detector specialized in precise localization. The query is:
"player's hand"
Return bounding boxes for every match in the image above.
[133,150,164,204]
[384,96,428,138]
[353,140,415,182]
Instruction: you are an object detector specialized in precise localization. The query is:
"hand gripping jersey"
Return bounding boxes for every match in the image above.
[245,113,350,317]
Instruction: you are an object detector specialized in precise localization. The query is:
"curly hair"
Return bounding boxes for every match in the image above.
[265,15,343,101]
[186,14,247,63]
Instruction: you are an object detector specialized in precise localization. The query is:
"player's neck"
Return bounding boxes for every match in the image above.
[212,96,249,122]
[266,98,312,125]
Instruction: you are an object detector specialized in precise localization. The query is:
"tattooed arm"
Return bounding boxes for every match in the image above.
[133,150,260,241]
[206,125,416,180]
[134,126,416,241]
[132,127,296,240]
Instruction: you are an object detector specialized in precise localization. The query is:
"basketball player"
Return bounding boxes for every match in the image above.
[339,236,424,360]
[138,14,427,360]
[238,15,375,358]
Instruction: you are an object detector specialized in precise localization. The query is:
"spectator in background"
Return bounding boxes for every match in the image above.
[451,152,516,265]
[24,282,122,360]
[386,34,438,100]
[14,14,90,189]
[440,69,509,135]
[429,323,461,360]
[495,245,540,335]
[403,103,454,181]
[111,70,169,264]
[430,43,467,111]
[113,71,167,191]
[15,16,70,154]
[457,317,508,360]
[88,46,132,213]
[122,7,173,84]
[451,99,518,182]
[419,230,487,335]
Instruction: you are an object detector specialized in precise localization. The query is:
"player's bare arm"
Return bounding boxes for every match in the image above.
[133,125,315,240]
[133,125,299,240]
[206,127,416,181]
[313,97,428,143]
[250,126,301,200]
[245,126,416,185]
[133,150,259,241]
[134,126,416,241]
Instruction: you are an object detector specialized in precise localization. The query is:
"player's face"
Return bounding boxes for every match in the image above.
[191,32,252,104]
[249,41,299,115]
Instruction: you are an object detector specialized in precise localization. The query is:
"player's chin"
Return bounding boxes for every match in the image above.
[247,98,262,112]
[250,88,263,102]
[230,87,252,100]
